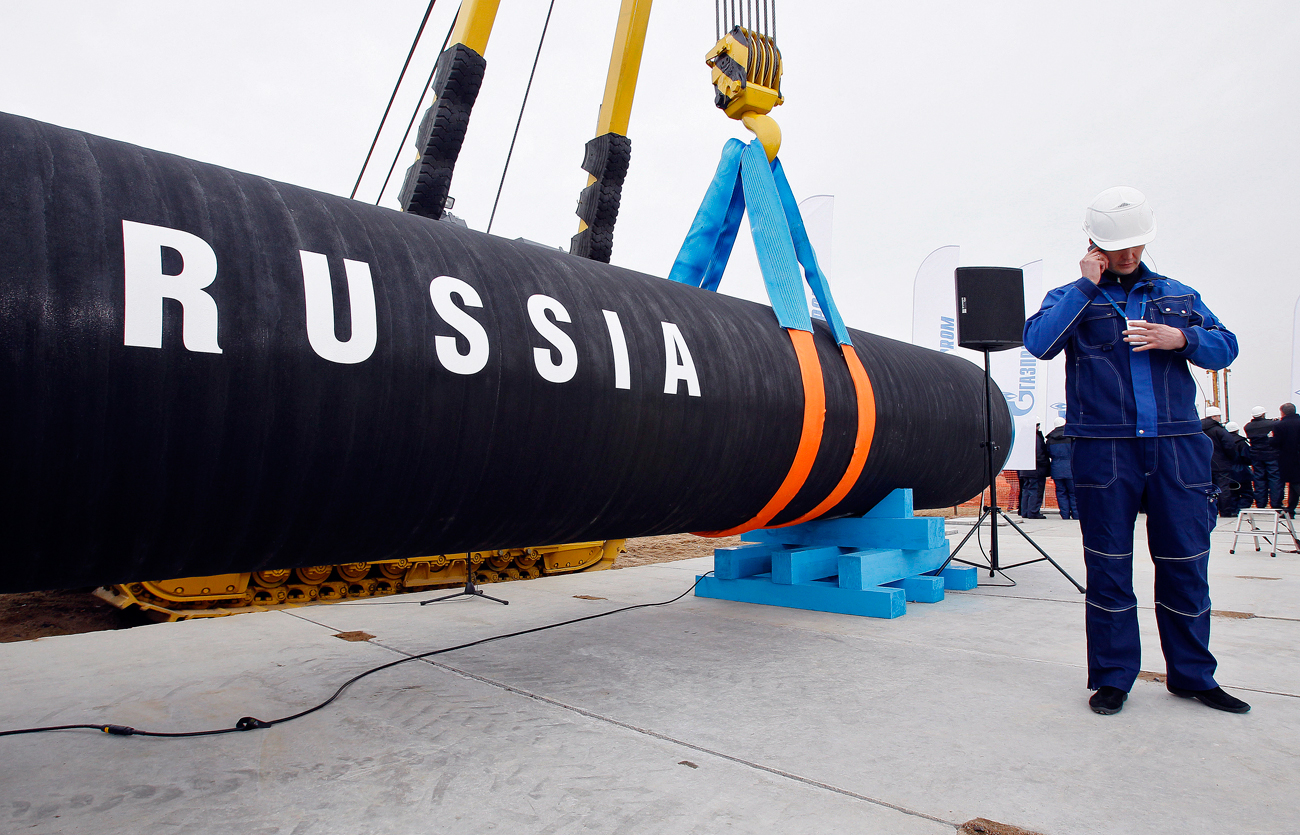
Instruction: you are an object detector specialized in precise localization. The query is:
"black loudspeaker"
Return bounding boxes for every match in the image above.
[955,266,1026,352]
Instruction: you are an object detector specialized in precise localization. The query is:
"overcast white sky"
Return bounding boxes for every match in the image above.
[3,0,1298,418]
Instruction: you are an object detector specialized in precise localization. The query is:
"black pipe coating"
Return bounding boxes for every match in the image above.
[0,112,1010,593]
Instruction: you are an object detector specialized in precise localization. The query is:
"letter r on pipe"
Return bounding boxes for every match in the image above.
[122,220,222,353]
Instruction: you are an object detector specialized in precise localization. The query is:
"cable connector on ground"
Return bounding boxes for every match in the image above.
[235,717,272,731]
[100,724,136,735]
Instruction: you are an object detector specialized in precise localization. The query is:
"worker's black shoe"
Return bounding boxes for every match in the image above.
[1167,684,1251,713]
[1089,686,1127,715]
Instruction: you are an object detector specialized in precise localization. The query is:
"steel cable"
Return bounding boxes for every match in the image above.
[486,0,558,234]
[374,12,458,206]
[350,0,442,199]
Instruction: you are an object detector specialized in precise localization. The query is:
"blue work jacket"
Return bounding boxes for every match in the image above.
[1045,429,1073,479]
[1023,265,1237,439]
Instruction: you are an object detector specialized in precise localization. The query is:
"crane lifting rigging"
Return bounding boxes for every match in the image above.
[707,0,784,161]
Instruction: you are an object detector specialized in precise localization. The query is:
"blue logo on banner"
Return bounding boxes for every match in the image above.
[1002,349,1037,416]
[938,316,955,353]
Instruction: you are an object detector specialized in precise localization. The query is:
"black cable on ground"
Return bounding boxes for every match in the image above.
[0,572,713,739]
[350,0,442,200]
[374,12,459,206]
[485,0,557,235]
[971,492,1016,588]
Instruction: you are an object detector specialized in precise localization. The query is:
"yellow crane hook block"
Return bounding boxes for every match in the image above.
[706,24,784,161]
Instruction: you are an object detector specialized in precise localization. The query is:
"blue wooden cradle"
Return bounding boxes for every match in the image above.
[694,489,976,618]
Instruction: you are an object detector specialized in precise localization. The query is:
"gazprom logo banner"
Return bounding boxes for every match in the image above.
[998,350,1039,417]
[911,245,978,363]
[1046,353,1067,423]
[989,260,1047,471]
[939,315,956,352]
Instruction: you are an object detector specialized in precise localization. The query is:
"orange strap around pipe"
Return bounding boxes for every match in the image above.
[695,328,825,537]
[770,343,876,527]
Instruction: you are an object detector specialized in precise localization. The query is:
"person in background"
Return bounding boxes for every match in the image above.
[1023,186,1248,716]
[1275,403,1300,519]
[1201,407,1237,518]
[1222,421,1253,513]
[1045,417,1076,519]
[1017,423,1049,519]
[1244,405,1283,509]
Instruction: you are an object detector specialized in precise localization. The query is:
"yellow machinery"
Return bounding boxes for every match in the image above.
[706,9,784,161]
[97,541,623,621]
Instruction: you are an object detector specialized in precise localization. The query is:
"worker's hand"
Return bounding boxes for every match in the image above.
[1081,246,1108,284]
[1124,320,1187,352]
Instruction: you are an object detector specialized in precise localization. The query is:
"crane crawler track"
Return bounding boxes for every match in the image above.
[95,541,623,622]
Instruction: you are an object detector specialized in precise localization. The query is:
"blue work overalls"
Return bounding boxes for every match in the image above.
[1024,266,1238,692]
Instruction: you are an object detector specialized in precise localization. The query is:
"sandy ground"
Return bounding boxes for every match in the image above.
[614,533,744,568]
[0,534,740,643]
[0,589,149,643]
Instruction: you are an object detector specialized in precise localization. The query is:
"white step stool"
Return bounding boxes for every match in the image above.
[1230,510,1299,557]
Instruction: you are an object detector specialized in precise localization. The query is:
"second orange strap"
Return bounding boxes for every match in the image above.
[697,330,876,537]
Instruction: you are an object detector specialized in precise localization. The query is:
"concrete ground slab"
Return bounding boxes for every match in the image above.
[2,518,1298,834]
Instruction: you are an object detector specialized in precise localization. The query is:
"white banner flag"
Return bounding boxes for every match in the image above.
[910,245,975,363]
[1045,354,1068,424]
[798,195,833,322]
[1040,273,1068,432]
[1292,294,1300,402]
[989,260,1046,470]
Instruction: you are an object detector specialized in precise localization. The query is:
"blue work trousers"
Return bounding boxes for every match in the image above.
[1073,435,1219,693]
[1053,477,1077,519]
[1252,458,1283,508]
[1019,477,1044,517]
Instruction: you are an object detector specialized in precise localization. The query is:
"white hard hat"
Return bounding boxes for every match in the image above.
[1205,406,1222,418]
[1053,417,1066,428]
[1225,421,1240,433]
[1252,405,1266,417]
[1083,186,1156,252]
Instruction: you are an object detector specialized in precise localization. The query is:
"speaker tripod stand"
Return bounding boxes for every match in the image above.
[936,349,1085,592]
[419,560,509,606]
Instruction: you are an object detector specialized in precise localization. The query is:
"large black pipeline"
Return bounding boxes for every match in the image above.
[0,112,1011,594]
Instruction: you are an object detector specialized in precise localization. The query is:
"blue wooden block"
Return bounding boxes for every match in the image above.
[771,546,841,585]
[714,543,776,580]
[746,515,945,551]
[863,488,914,518]
[885,575,945,603]
[938,565,978,590]
[694,575,906,619]
[837,545,948,590]
[837,548,902,590]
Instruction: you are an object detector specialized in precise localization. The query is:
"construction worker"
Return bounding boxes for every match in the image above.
[1024,186,1249,715]
[1201,406,1238,517]
[1244,405,1283,509]
[1222,421,1254,513]
[1045,417,1076,519]
[1277,403,1300,518]
[1017,423,1049,519]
